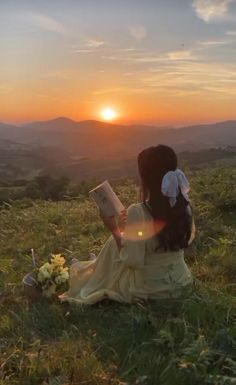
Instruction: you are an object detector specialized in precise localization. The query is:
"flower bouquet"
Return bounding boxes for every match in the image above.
[23,250,69,300]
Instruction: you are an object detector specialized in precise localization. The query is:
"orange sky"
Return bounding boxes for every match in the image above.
[1,0,236,126]
[2,85,236,126]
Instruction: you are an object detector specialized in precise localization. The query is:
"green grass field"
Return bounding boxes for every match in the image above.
[0,166,235,385]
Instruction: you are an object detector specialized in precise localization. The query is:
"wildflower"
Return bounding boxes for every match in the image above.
[37,263,53,283]
[35,253,69,298]
[51,254,66,267]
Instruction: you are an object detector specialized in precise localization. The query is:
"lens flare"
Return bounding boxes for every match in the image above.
[123,219,166,241]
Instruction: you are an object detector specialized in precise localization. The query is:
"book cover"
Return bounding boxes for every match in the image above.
[89,180,124,217]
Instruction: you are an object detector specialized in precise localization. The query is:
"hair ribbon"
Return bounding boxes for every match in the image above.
[161,169,190,207]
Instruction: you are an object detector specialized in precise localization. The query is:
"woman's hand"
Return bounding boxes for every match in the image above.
[99,209,125,251]
[99,210,119,234]
[118,209,127,232]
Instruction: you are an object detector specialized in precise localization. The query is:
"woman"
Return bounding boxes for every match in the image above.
[60,145,194,305]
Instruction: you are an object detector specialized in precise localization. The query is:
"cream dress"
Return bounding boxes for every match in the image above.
[60,203,193,305]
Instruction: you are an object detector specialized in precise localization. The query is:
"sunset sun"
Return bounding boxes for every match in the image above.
[101,107,117,122]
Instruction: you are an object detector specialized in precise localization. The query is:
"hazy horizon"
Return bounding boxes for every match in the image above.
[1,0,236,125]
[2,115,236,129]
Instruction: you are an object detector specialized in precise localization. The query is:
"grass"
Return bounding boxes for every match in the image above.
[0,166,236,385]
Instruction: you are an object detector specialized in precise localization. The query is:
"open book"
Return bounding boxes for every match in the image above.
[89,180,125,217]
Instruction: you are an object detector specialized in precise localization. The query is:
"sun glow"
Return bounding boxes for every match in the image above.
[100,107,117,121]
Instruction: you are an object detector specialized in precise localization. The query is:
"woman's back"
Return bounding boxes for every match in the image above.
[120,203,193,299]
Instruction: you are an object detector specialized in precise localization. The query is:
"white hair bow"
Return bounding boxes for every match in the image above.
[161,169,190,207]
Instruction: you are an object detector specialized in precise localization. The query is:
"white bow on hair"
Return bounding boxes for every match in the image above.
[161,169,190,207]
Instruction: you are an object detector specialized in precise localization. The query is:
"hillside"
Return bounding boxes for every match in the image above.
[0,118,236,183]
[0,139,235,184]
[0,139,71,183]
[1,118,236,156]
[0,165,235,384]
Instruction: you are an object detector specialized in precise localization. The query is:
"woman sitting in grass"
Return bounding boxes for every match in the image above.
[60,145,194,305]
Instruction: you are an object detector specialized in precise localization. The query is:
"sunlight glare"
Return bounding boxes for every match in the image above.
[101,107,117,121]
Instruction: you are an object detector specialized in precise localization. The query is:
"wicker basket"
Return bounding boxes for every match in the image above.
[22,272,43,301]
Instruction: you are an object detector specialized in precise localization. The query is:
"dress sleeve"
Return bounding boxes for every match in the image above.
[119,204,146,269]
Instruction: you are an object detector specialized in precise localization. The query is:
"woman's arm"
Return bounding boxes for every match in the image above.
[99,209,127,251]
[119,204,146,269]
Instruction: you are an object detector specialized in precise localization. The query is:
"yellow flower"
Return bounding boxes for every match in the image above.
[37,254,69,294]
[51,254,66,267]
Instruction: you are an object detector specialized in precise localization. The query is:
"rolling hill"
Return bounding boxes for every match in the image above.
[0,118,236,182]
[1,118,236,155]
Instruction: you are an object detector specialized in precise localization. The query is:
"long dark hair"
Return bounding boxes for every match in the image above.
[138,145,192,251]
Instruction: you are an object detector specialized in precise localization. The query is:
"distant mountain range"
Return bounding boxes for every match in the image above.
[0,117,236,156]
[0,118,236,182]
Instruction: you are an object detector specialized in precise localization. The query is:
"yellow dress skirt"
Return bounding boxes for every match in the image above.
[60,203,193,305]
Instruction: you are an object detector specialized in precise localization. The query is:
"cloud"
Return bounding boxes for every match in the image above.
[127,50,198,63]
[102,48,199,64]
[119,47,136,52]
[226,29,236,35]
[69,39,104,54]
[198,39,227,46]
[102,55,121,61]
[86,39,104,48]
[197,37,236,51]
[192,0,234,23]
[140,61,236,97]
[73,49,94,53]
[167,50,198,61]
[129,25,147,40]
[28,12,67,34]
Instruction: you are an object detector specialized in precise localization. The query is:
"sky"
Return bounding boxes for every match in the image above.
[1,0,236,126]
